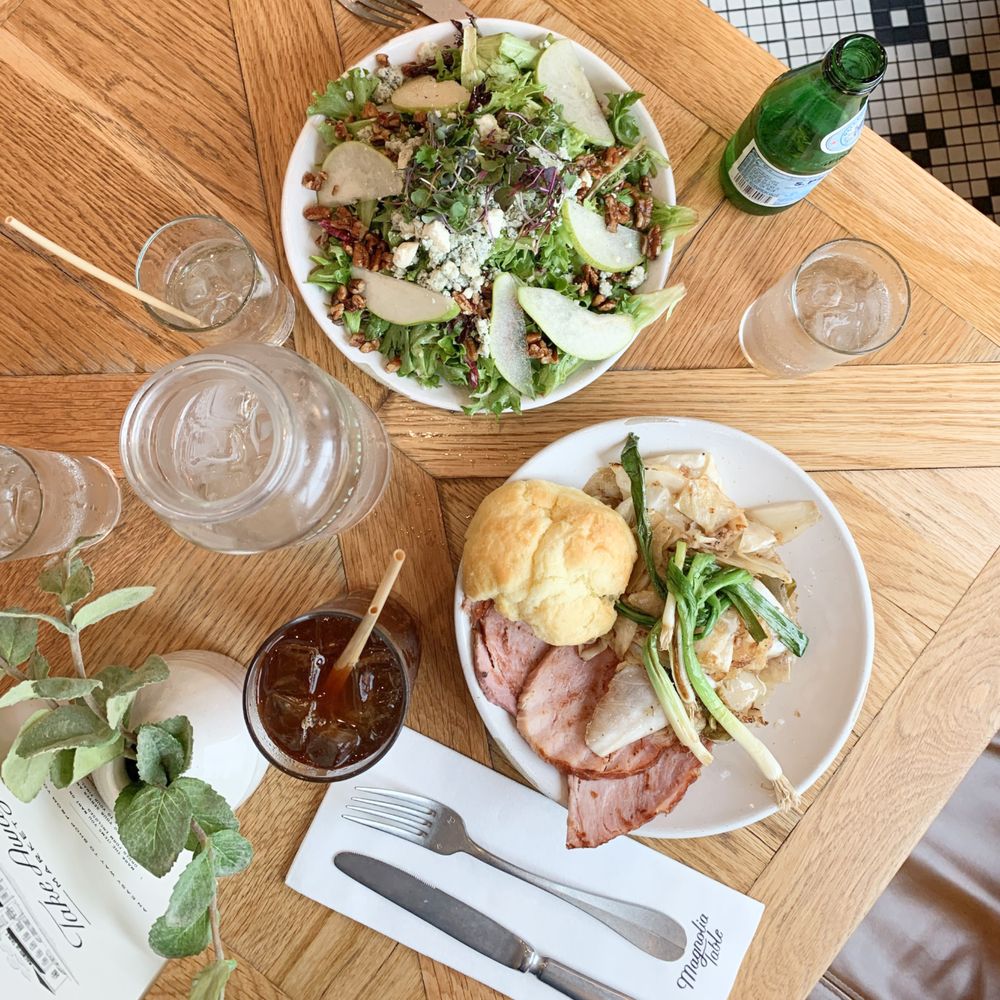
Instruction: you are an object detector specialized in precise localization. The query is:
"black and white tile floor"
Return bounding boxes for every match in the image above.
[704,0,1000,221]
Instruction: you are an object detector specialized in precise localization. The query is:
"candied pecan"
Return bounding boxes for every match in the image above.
[640,175,652,193]
[303,204,331,222]
[385,357,402,373]
[401,63,425,77]
[595,298,617,313]
[644,224,663,260]
[359,338,380,354]
[581,264,600,288]
[603,196,631,234]
[352,243,370,268]
[334,285,348,303]
[302,170,326,191]
[362,101,379,119]
[314,232,330,249]
[591,293,606,307]
[527,340,557,363]
[348,332,365,347]
[574,152,599,170]
[413,110,427,124]
[375,53,390,67]
[333,120,349,141]
[377,111,402,130]
[329,303,345,321]
[346,293,366,311]
[453,292,476,315]
[525,332,542,344]
[633,194,653,230]
[463,335,479,362]
[347,277,365,294]
[603,145,626,166]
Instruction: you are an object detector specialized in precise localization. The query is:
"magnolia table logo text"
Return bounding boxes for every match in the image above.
[677,913,724,990]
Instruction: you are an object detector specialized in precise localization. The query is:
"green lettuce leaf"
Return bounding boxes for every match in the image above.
[308,69,379,121]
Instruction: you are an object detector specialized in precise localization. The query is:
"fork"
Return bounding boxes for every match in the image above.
[343,788,687,961]
[334,0,473,31]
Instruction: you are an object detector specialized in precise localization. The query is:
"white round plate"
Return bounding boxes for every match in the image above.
[281,19,675,412]
[453,417,874,838]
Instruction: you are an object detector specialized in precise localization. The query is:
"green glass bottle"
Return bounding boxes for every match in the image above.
[720,34,887,215]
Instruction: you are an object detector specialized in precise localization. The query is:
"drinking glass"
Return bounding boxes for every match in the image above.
[119,342,390,554]
[243,592,421,781]
[0,445,121,561]
[739,238,910,377]
[136,215,294,347]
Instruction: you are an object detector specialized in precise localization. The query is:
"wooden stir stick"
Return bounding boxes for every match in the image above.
[3,215,201,327]
[326,549,407,693]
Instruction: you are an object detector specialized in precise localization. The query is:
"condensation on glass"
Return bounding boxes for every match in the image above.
[119,343,390,553]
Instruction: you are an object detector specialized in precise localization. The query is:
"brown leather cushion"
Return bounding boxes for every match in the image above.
[810,732,1000,1000]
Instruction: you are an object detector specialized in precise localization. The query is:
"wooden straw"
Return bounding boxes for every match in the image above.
[3,215,201,327]
[331,549,407,677]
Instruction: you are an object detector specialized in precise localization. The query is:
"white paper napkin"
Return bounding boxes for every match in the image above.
[286,728,763,1000]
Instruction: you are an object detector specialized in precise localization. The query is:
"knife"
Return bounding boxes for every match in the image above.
[335,852,637,1000]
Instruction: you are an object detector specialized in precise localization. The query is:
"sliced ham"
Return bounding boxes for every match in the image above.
[566,742,704,848]
[517,645,671,780]
[468,600,549,715]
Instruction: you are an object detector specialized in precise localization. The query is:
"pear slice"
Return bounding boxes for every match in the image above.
[535,39,614,147]
[517,286,634,361]
[350,267,459,326]
[562,199,642,273]
[488,273,533,395]
[317,141,402,207]
[390,77,471,112]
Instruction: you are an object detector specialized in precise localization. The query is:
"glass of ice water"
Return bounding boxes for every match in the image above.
[739,239,910,377]
[136,215,294,347]
[0,445,121,562]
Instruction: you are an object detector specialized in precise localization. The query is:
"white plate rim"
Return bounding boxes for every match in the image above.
[452,416,875,838]
[280,18,676,412]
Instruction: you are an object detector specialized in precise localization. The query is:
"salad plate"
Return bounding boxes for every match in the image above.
[453,418,874,838]
[281,19,680,413]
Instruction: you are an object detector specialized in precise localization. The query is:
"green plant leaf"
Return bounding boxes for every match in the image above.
[114,782,142,828]
[174,777,239,848]
[26,650,50,680]
[72,587,156,630]
[0,612,38,667]
[137,724,186,787]
[164,848,216,929]
[190,959,237,1000]
[0,677,102,708]
[62,561,95,606]
[95,655,169,729]
[156,715,193,774]
[70,732,125,784]
[0,607,73,635]
[15,705,114,757]
[117,783,192,876]
[0,710,53,802]
[49,749,76,788]
[148,910,211,959]
[210,829,252,876]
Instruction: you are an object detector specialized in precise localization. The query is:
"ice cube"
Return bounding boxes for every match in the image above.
[305,719,362,769]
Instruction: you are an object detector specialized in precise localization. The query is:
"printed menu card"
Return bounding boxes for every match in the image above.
[288,727,764,1000]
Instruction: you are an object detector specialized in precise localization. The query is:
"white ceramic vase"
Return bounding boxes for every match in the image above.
[92,649,267,811]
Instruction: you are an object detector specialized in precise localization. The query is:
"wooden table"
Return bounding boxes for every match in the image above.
[1,0,998,996]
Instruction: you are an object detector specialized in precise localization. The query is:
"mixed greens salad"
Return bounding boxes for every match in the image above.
[302,23,696,414]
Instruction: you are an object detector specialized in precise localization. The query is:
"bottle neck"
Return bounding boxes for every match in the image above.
[822,34,887,95]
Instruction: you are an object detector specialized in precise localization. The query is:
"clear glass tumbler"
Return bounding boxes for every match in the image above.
[739,238,910,377]
[0,445,121,561]
[243,592,421,781]
[119,343,391,554]
[136,215,294,347]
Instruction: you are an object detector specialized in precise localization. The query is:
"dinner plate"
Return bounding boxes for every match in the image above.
[281,19,676,412]
[453,417,874,838]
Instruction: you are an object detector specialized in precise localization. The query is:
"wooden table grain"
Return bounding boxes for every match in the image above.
[1,0,998,997]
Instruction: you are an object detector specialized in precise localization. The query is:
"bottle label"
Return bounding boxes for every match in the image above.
[728,141,831,208]
[820,104,868,154]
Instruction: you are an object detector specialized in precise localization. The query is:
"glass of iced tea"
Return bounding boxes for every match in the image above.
[243,592,420,780]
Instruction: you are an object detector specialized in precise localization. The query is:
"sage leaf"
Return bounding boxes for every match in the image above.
[137,724,185,787]
[164,848,215,929]
[38,564,66,596]
[174,777,239,847]
[117,783,192,877]
[210,829,252,876]
[0,677,102,708]
[26,650,50,680]
[72,586,155,630]
[96,656,169,729]
[0,613,38,667]
[62,561,95,606]
[0,607,73,635]
[16,705,114,758]
[66,535,103,561]
[70,732,125,784]
[156,715,193,774]
[0,710,53,802]
[50,750,76,789]
[190,959,237,1000]
[148,910,211,959]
